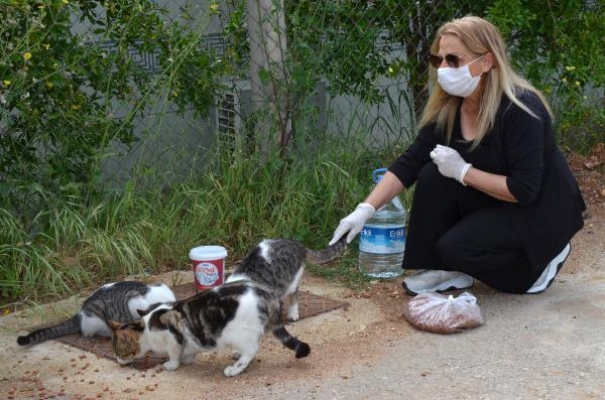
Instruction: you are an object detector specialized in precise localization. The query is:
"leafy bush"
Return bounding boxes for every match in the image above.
[487,0,605,152]
[0,0,223,229]
[284,0,604,150]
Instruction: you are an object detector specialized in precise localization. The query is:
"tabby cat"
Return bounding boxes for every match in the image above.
[226,237,347,321]
[109,280,310,376]
[17,281,176,346]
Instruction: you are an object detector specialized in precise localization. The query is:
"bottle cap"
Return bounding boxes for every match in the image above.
[372,168,388,184]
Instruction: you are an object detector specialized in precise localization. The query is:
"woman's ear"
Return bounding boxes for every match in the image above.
[483,52,496,71]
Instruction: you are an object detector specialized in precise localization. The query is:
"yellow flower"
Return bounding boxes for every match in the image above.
[565,66,576,72]
[209,3,219,12]
[62,0,69,4]
[575,81,581,86]
[46,82,54,89]
[3,80,11,86]
[71,104,81,110]
[23,52,32,60]
[43,43,50,50]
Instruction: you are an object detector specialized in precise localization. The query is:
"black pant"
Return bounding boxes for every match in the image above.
[401,163,538,293]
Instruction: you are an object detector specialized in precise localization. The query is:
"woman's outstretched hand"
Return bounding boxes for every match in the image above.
[329,203,375,245]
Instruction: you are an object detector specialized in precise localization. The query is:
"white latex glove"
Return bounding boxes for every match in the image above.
[329,203,375,245]
[430,144,472,185]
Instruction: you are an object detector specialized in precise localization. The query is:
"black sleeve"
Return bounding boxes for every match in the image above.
[388,123,440,189]
[502,92,549,205]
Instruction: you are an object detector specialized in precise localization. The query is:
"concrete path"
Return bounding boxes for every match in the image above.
[1,207,604,400]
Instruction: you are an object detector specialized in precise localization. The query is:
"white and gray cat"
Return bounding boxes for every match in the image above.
[110,280,309,376]
[17,281,176,346]
[227,237,347,320]
[109,238,346,376]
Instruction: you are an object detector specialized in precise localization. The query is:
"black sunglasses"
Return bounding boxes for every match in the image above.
[429,53,463,69]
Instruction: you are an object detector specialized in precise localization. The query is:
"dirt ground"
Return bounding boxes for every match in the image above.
[1,149,604,400]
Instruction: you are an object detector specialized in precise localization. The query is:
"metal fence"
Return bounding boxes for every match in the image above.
[94,0,463,188]
[3,1,602,195]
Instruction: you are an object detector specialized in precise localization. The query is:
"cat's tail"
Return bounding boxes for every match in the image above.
[272,325,311,359]
[17,315,82,346]
[306,236,347,264]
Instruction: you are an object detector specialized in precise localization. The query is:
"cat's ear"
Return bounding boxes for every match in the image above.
[107,320,121,332]
[137,309,147,317]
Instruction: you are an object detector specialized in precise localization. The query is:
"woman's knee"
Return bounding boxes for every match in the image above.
[417,162,442,185]
[436,234,465,268]
[414,162,449,203]
[415,163,458,201]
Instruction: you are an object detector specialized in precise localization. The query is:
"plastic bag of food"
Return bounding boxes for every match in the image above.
[403,291,484,334]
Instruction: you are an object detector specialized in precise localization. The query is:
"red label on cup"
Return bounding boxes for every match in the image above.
[193,259,224,290]
[190,245,227,291]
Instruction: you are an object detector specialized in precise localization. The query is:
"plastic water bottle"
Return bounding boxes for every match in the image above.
[358,168,407,278]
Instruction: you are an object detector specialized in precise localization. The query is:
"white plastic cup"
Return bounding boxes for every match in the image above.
[189,245,227,291]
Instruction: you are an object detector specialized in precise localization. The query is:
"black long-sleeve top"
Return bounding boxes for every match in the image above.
[388,90,586,272]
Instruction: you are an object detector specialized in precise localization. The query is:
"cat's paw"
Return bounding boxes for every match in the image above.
[163,360,180,371]
[116,358,133,366]
[223,355,253,377]
[287,308,300,321]
[223,364,245,377]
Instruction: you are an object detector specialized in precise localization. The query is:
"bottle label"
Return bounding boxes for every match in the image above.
[359,224,406,254]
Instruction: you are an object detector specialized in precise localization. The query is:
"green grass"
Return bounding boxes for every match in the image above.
[307,245,373,290]
[0,138,406,306]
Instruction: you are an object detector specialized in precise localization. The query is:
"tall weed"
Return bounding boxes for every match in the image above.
[1,139,392,304]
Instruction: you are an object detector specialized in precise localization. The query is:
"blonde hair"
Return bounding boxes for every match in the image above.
[419,16,553,148]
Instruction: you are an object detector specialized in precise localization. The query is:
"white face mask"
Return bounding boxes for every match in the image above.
[437,56,484,97]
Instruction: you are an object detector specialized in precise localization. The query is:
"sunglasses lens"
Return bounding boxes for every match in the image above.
[429,54,442,68]
[429,54,460,68]
[445,54,459,68]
